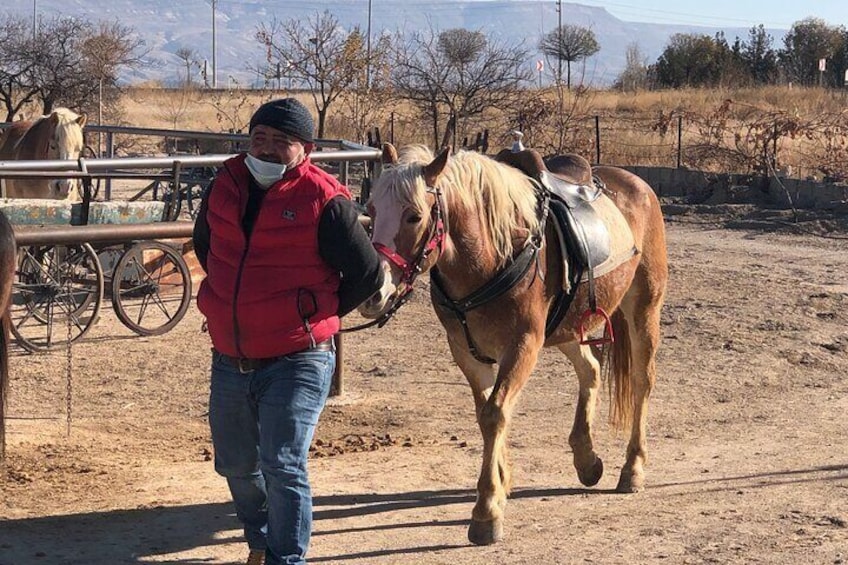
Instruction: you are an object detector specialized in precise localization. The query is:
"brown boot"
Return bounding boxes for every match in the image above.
[246,549,265,565]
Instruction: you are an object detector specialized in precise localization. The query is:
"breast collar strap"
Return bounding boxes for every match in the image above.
[428,190,549,365]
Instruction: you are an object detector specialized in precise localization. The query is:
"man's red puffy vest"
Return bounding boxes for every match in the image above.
[197,154,351,358]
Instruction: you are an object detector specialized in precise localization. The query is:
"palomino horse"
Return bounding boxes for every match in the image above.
[0,108,87,201]
[0,211,15,460]
[359,144,668,544]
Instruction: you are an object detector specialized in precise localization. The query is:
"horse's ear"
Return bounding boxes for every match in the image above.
[48,112,60,125]
[76,113,87,128]
[422,146,450,186]
[381,143,398,165]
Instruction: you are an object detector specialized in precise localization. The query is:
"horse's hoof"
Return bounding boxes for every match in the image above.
[577,456,604,487]
[468,518,503,545]
[615,473,645,493]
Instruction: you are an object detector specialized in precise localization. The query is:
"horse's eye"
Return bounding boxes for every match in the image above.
[407,214,422,224]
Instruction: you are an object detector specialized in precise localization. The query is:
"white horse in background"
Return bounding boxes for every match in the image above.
[0,108,87,201]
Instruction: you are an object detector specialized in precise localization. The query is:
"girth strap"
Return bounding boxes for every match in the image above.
[543,214,584,337]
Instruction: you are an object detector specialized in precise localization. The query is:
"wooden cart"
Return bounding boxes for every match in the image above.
[4,199,193,352]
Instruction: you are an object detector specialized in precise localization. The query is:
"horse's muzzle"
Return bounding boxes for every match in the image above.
[357,261,398,318]
[358,292,388,319]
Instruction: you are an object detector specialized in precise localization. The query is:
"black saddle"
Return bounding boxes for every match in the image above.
[538,170,611,272]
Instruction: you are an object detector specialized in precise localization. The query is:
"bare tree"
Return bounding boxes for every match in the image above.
[0,15,145,120]
[80,20,148,139]
[391,30,450,148]
[614,43,649,92]
[438,28,487,65]
[27,16,97,114]
[392,27,530,148]
[203,87,260,134]
[155,85,199,134]
[540,24,600,89]
[175,47,200,87]
[256,11,371,137]
[335,33,394,143]
[0,15,40,120]
[82,20,147,86]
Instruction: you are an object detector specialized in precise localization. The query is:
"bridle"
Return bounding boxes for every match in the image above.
[374,185,446,295]
[340,185,446,333]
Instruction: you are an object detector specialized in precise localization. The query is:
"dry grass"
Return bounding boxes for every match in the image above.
[108,86,848,180]
[586,86,848,116]
[121,88,308,132]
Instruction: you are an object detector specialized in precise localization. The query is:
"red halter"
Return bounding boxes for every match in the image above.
[373,186,446,293]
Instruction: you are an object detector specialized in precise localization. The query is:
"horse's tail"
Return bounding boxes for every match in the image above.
[607,308,633,431]
[0,310,9,460]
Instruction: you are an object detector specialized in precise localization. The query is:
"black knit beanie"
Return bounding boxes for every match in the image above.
[249,98,315,142]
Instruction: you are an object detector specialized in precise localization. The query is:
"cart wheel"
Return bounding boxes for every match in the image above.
[111,241,192,336]
[97,245,125,293]
[10,243,104,353]
[16,245,101,323]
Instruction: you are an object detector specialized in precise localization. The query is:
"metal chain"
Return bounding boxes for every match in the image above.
[65,248,73,437]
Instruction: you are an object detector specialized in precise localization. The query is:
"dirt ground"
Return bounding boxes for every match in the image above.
[1,204,847,565]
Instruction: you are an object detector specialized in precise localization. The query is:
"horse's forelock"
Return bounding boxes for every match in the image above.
[397,144,435,166]
[52,107,81,122]
[51,109,85,159]
[375,146,433,214]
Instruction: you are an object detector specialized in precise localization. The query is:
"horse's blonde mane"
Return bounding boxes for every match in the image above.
[382,145,540,266]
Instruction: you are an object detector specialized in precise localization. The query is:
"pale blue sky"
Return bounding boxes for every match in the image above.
[578,0,847,29]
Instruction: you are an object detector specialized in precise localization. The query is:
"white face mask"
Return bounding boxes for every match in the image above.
[245,154,288,188]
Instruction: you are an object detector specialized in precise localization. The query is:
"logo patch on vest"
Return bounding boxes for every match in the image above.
[282,209,296,221]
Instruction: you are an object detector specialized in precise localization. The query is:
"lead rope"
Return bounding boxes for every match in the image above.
[339,289,414,333]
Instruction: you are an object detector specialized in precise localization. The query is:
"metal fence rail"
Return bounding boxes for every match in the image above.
[1,126,382,199]
[12,221,195,246]
[0,149,382,173]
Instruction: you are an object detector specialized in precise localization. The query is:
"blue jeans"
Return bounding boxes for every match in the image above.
[209,347,335,565]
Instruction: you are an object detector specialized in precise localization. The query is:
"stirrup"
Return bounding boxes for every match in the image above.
[578,307,615,346]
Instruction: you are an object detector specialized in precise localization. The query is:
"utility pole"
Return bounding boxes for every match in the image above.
[210,0,217,88]
[557,0,562,83]
[366,0,372,89]
[32,0,37,41]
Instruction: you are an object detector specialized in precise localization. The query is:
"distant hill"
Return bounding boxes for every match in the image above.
[3,0,787,87]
